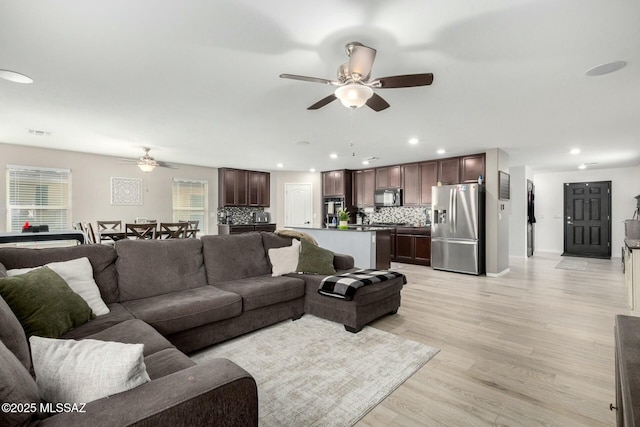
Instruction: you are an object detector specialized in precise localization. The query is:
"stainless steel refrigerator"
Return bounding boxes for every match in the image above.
[431,183,485,275]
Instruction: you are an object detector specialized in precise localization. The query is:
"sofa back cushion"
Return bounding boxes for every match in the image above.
[202,233,271,283]
[0,294,31,372]
[0,245,119,304]
[0,340,41,427]
[116,239,207,301]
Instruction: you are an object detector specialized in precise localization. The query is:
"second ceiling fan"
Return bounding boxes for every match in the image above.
[280,41,434,112]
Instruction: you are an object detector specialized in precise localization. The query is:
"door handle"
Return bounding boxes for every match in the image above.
[567,221,573,225]
[304,221,310,224]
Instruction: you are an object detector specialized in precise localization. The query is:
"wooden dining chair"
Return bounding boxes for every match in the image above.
[159,222,188,239]
[184,220,199,238]
[125,223,157,239]
[82,222,97,244]
[97,220,123,244]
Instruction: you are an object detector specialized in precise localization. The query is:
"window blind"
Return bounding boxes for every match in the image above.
[172,179,207,233]
[6,165,71,232]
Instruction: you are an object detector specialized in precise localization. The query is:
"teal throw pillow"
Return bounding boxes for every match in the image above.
[296,240,336,275]
[0,267,94,338]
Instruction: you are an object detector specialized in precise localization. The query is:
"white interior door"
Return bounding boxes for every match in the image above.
[285,183,313,228]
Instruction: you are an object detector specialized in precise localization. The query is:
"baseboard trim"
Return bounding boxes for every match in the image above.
[487,268,510,277]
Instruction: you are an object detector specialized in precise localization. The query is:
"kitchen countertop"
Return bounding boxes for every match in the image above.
[626,239,640,249]
[302,226,394,232]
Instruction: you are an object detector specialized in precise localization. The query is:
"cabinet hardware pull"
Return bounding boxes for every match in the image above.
[610,403,618,411]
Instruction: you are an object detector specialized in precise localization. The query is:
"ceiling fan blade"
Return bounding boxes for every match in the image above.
[307,94,337,110]
[279,74,337,85]
[366,93,390,112]
[348,44,376,82]
[375,73,434,88]
[157,162,178,169]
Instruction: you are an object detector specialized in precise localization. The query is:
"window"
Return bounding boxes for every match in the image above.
[6,165,71,232]
[172,179,207,233]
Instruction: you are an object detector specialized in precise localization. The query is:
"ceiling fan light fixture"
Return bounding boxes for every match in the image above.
[138,162,156,172]
[334,84,373,109]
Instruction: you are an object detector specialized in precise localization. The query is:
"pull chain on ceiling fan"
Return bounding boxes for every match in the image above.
[280,41,434,112]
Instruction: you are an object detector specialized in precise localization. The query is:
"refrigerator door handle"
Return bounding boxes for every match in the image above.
[452,187,457,234]
[449,189,454,234]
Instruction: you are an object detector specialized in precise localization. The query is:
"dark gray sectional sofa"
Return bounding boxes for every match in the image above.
[1,231,400,426]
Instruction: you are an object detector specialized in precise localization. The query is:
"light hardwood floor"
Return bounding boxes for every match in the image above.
[358,252,629,426]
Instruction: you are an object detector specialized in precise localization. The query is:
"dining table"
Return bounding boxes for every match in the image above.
[98,228,200,241]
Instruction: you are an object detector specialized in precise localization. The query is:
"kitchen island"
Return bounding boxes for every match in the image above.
[288,226,392,270]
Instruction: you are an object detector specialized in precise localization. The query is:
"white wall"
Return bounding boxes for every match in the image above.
[271,171,322,229]
[533,166,640,256]
[0,142,220,233]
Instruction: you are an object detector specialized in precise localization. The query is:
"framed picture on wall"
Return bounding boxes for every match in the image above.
[111,177,143,205]
[499,171,510,200]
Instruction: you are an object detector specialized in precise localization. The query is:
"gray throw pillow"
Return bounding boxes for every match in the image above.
[30,336,150,404]
[0,267,94,338]
[296,240,336,275]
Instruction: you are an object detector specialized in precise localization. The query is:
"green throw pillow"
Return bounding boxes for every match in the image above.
[296,240,336,275]
[0,267,94,338]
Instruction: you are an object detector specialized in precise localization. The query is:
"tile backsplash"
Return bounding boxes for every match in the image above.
[361,206,431,226]
[217,207,265,224]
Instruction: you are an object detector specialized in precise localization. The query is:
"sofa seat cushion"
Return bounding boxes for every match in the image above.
[214,274,305,312]
[61,303,136,340]
[143,348,196,380]
[0,340,41,427]
[122,286,242,335]
[116,239,207,301]
[83,319,175,357]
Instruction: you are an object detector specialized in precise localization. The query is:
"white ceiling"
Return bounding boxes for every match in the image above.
[1,0,639,173]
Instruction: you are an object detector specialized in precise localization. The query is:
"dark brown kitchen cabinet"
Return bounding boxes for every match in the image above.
[459,154,485,184]
[401,163,420,206]
[375,165,401,190]
[394,227,431,266]
[322,170,351,197]
[219,168,270,207]
[218,223,276,235]
[219,168,248,207]
[437,158,460,185]
[353,169,375,207]
[249,171,270,207]
[420,161,437,204]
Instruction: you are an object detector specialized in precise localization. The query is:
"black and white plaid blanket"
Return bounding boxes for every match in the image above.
[318,269,406,301]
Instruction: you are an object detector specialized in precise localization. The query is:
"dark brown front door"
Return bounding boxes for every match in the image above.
[563,181,611,258]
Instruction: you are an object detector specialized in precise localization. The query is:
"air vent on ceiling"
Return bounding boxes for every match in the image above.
[27,129,51,136]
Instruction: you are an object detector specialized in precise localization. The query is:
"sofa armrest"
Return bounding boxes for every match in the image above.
[38,358,258,427]
[333,253,354,270]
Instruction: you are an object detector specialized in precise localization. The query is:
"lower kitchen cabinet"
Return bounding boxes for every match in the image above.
[392,227,431,266]
[218,224,276,235]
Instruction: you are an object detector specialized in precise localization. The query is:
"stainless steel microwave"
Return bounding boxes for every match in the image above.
[374,189,402,207]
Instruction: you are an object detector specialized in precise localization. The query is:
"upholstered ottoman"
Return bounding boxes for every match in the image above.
[299,272,403,333]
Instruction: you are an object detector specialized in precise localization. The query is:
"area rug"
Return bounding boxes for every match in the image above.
[555,258,588,271]
[190,315,439,426]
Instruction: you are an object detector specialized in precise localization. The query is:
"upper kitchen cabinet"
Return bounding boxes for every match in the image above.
[419,161,437,205]
[322,170,352,198]
[353,169,375,207]
[219,168,269,207]
[459,154,486,183]
[248,171,270,207]
[437,158,460,185]
[376,165,401,190]
[401,163,420,206]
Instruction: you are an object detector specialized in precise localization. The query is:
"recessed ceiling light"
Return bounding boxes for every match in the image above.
[436,149,446,155]
[329,153,338,159]
[309,168,316,172]
[0,69,33,84]
[570,148,581,155]
[585,60,627,77]
[578,164,587,170]
[276,163,284,168]
[362,160,369,165]
[408,138,419,145]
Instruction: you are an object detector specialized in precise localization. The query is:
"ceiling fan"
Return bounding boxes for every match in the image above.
[280,42,434,112]
[120,147,177,172]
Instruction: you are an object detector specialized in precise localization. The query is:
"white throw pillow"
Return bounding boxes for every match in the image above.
[8,257,110,316]
[29,336,150,404]
[268,239,301,277]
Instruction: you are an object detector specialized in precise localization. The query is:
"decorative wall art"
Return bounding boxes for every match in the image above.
[111,177,143,205]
